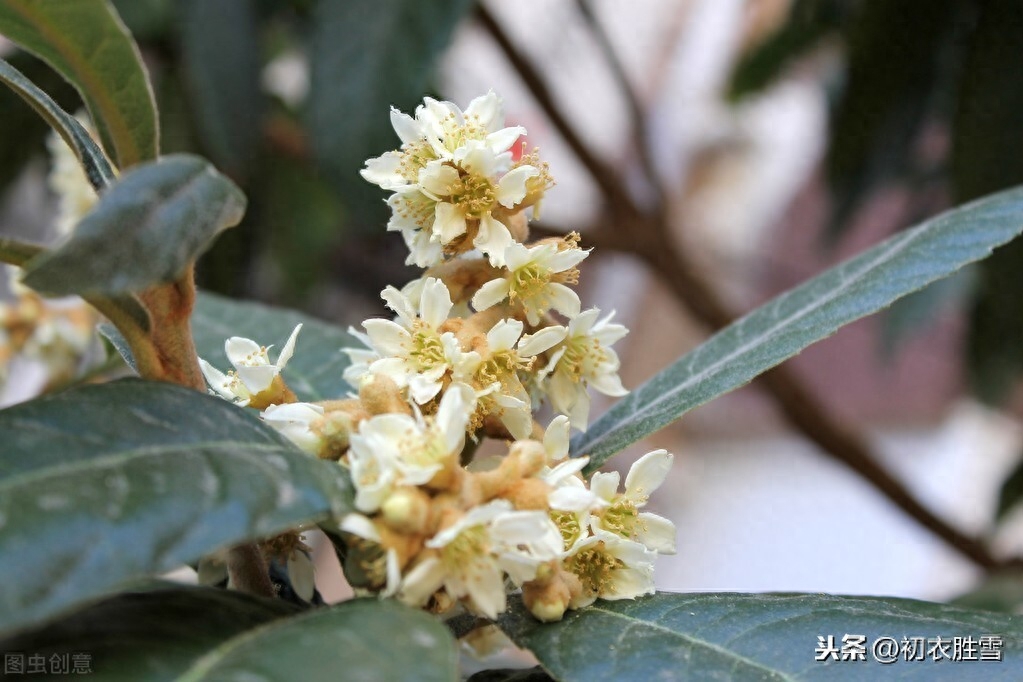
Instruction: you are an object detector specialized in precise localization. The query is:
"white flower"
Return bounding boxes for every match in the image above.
[386,190,445,267]
[360,90,524,191]
[565,531,656,609]
[262,402,324,454]
[397,500,562,618]
[344,278,466,405]
[456,318,562,439]
[348,383,474,505]
[417,143,539,267]
[199,324,302,408]
[472,240,589,324]
[541,308,628,429]
[589,449,676,555]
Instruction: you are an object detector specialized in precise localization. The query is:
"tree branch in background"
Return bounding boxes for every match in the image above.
[477,4,1015,571]
[573,0,665,205]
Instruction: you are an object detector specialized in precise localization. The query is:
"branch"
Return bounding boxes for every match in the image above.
[573,0,665,204]
[475,5,637,217]
[482,8,1015,571]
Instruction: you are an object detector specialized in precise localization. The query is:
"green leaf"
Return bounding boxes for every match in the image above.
[178,0,263,180]
[0,585,299,682]
[996,455,1023,523]
[192,292,355,402]
[21,153,246,296]
[468,668,554,682]
[500,592,1023,681]
[177,598,459,682]
[879,268,975,358]
[0,51,80,196]
[952,572,1023,615]
[572,187,1023,469]
[0,57,115,190]
[305,0,473,228]
[727,0,847,101]
[824,0,963,238]
[0,379,352,636]
[952,0,1023,404]
[0,0,159,167]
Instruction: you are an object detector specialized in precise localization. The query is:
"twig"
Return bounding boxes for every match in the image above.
[573,0,665,204]
[479,6,1014,571]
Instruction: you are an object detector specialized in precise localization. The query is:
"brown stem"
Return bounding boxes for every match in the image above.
[226,543,276,598]
[480,7,1015,570]
[137,271,205,391]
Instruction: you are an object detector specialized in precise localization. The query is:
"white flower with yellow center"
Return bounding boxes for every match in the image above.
[344,278,465,405]
[360,90,524,191]
[589,449,676,555]
[199,324,301,408]
[405,142,538,267]
[349,383,473,496]
[261,401,325,454]
[564,531,656,609]
[540,308,629,429]
[397,500,562,619]
[457,318,563,439]
[472,240,589,325]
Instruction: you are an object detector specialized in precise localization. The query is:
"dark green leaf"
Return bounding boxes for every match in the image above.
[0,57,115,190]
[879,267,975,358]
[21,154,246,296]
[573,187,1023,469]
[0,585,299,682]
[305,0,473,228]
[110,0,175,43]
[953,0,1023,404]
[0,0,159,167]
[996,456,1023,523]
[727,0,849,101]
[468,668,554,682]
[177,598,459,682]
[0,51,80,196]
[192,292,355,402]
[952,572,1023,615]
[0,379,352,636]
[500,592,1023,681]
[178,0,263,179]
[825,0,963,238]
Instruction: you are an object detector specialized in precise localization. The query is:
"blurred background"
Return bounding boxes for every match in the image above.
[3,0,1023,610]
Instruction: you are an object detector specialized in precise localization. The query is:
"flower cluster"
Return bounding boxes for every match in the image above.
[198,92,675,622]
[0,122,99,400]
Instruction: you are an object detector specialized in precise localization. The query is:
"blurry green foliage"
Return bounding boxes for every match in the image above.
[729,0,1023,405]
[0,0,475,306]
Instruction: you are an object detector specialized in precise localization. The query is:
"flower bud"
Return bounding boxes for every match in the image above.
[381,487,433,535]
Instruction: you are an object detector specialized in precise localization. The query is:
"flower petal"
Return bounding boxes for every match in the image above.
[363,319,411,355]
[276,324,303,369]
[390,107,422,144]
[471,277,510,311]
[547,283,581,319]
[636,512,677,554]
[224,336,261,364]
[419,277,453,329]
[624,449,673,503]
[495,165,539,208]
[518,325,567,357]
[487,318,523,351]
